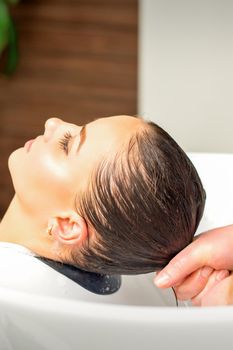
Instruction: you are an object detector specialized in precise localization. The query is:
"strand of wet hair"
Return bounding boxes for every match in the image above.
[172,287,178,307]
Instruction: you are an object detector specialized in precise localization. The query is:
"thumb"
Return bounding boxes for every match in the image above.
[154,238,210,288]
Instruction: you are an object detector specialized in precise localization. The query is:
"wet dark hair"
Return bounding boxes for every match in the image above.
[71,119,206,275]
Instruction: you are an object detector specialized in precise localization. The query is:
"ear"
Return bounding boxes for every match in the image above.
[47,211,88,246]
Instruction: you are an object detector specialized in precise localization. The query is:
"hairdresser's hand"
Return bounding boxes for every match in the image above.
[154,224,233,305]
[187,270,233,306]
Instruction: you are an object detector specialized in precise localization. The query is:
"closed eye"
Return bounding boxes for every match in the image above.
[58,131,72,155]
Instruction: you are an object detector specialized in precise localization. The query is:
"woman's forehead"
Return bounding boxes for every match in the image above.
[89,115,144,132]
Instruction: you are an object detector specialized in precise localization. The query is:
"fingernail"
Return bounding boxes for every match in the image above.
[215,270,229,281]
[200,266,213,278]
[154,273,171,287]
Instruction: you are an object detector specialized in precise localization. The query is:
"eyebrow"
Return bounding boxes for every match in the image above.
[76,125,86,154]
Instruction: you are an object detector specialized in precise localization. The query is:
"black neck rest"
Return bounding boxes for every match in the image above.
[36,257,121,295]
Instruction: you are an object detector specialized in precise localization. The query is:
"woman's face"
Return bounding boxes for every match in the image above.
[9,115,143,223]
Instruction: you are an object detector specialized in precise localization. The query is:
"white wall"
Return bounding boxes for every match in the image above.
[139,0,233,152]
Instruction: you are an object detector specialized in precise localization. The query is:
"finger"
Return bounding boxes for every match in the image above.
[200,273,233,306]
[154,240,211,288]
[154,270,186,287]
[191,269,230,306]
[174,266,214,300]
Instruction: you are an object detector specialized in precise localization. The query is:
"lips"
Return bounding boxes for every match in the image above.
[24,139,34,152]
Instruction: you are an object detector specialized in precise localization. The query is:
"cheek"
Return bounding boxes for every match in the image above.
[29,153,73,198]
[34,154,69,184]
[9,148,74,210]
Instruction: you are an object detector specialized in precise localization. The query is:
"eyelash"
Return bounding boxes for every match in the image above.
[58,131,72,155]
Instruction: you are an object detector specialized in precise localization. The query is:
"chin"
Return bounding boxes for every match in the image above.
[8,147,25,191]
[8,147,21,170]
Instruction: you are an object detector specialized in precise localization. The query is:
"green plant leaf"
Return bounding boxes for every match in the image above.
[4,15,18,74]
[0,1,10,53]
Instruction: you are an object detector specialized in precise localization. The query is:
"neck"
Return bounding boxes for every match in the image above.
[0,195,55,259]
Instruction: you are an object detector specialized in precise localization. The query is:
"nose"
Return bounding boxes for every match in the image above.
[44,117,63,142]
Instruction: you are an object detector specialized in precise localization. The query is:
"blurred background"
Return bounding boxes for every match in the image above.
[0,0,138,217]
[1,0,233,217]
[139,0,233,153]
